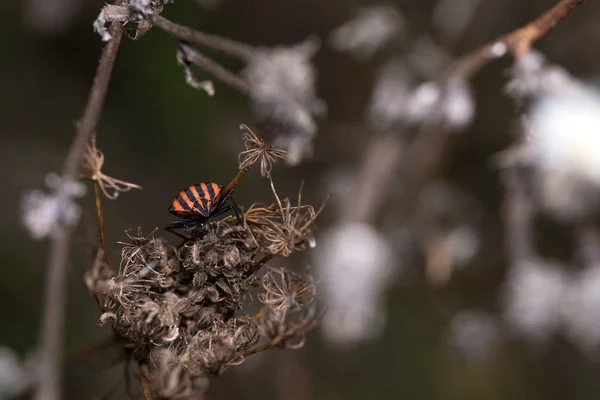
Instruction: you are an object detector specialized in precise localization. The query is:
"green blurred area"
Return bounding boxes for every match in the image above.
[2,1,600,399]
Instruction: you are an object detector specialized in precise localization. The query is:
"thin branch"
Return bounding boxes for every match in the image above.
[246,253,276,279]
[93,181,112,269]
[34,18,124,400]
[450,0,588,77]
[178,42,250,94]
[149,14,255,60]
[242,343,273,358]
[139,368,153,400]
[251,309,264,321]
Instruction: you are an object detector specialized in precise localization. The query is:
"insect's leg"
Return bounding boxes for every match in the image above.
[222,189,234,203]
[164,220,190,230]
[211,205,233,218]
[229,197,242,224]
[164,220,193,241]
[211,202,242,224]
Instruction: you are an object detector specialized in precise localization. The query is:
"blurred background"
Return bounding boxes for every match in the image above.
[2,0,600,399]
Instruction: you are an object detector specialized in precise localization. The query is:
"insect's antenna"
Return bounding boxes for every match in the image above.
[218,168,247,203]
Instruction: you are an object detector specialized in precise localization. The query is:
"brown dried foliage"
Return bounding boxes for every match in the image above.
[85,127,322,399]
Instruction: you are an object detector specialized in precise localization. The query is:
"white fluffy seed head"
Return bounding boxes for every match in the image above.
[528,83,600,186]
[314,223,394,349]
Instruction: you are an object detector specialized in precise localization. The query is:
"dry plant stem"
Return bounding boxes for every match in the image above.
[251,309,264,321]
[269,177,285,220]
[34,19,124,400]
[178,43,250,94]
[150,15,255,60]
[451,0,588,76]
[139,368,153,400]
[243,343,273,357]
[220,168,247,201]
[93,181,112,269]
[246,253,276,278]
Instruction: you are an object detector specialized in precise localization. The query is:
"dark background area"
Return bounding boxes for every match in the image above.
[2,0,600,399]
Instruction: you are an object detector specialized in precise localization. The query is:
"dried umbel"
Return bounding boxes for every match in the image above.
[141,348,210,400]
[238,124,289,177]
[244,181,326,257]
[80,136,142,200]
[258,267,316,312]
[85,127,323,398]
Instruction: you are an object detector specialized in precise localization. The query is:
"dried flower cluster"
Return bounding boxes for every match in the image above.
[85,127,322,398]
[80,136,142,200]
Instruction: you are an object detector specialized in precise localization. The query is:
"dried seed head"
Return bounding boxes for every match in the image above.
[238,124,289,177]
[86,126,324,395]
[80,136,142,199]
[259,267,316,312]
[180,318,258,375]
[143,348,210,400]
[245,182,326,257]
[258,306,320,350]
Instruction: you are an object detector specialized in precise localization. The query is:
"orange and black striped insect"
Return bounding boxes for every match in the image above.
[165,182,241,239]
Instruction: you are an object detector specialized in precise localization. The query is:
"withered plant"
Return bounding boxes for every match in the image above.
[27,2,329,397]
[84,126,324,399]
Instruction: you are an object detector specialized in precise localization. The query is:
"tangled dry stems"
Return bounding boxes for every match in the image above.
[84,128,322,399]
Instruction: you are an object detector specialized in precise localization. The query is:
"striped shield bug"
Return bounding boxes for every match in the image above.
[165,182,241,239]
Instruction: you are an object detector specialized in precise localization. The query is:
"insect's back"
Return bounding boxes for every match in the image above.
[169,182,224,219]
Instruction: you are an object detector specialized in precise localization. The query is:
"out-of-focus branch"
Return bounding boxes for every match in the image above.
[34,17,124,400]
[451,0,588,77]
[150,14,255,60]
[178,42,250,94]
[341,0,587,227]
